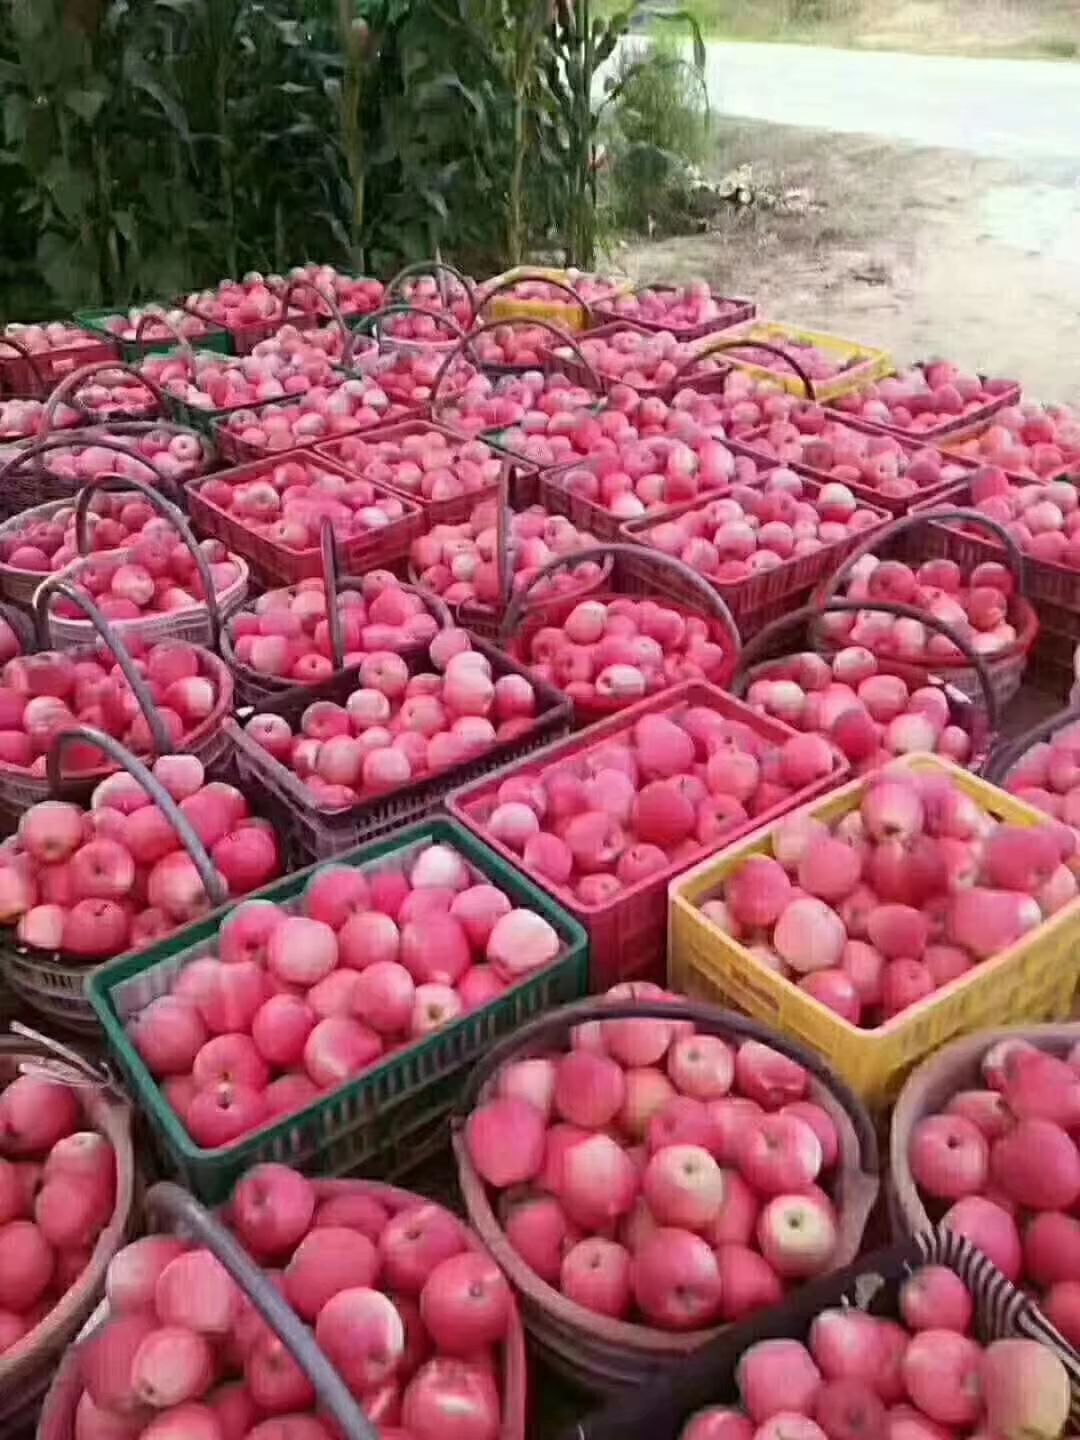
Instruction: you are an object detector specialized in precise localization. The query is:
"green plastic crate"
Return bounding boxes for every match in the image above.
[88,817,589,1204]
[74,310,232,363]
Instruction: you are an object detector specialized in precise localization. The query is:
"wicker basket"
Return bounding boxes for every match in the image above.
[377,258,477,350]
[453,995,879,1393]
[732,595,1000,774]
[983,701,1080,794]
[40,472,247,652]
[39,358,166,428]
[500,541,742,725]
[0,1025,134,1436]
[0,329,118,399]
[0,726,230,1032]
[810,508,1039,713]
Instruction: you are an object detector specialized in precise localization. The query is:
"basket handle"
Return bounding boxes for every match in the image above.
[385,259,475,312]
[46,727,227,906]
[8,1019,118,1092]
[146,1182,379,1440]
[452,996,878,1174]
[31,578,173,756]
[0,334,51,397]
[732,596,999,740]
[71,471,225,650]
[670,336,817,401]
[983,702,1080,786]
[472,270,593,329]
[430,317,602,420]
[131,313,198,364]
[279,277,351,344]
[40,360,167,436]
[811,507,1028,614]
[348,303,470,364]
[498,540,740,659]
[320,517,346,671]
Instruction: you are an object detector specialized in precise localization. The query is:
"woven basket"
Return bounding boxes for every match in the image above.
[810,508,1039,713]
[453,995,879,1393]
[0,1026,134,1435]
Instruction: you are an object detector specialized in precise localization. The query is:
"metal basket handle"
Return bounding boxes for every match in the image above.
[498,540,740,662]
[46,727,227,906]
[670,336,817,400]
[0,334,51,397]
[31,577,173,755]
[40,360,167,436]
[733,595,999,741]
[453,996,878,1173]
[385,259,475,312]
[7,1019,117,1092]
[811,506,1028,614]
[429,316,603,420]
[472,270,593,329]
[346,302,471,370]
[71,471,225,649]
[131,313,199,363]
[320,517,346,670]
[983,702,1080,786]
[146,1182,379,1440]
[279,277,351,345]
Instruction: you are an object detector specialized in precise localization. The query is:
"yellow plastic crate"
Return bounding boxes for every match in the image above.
[715,319,892,400]
[668,753,1080,1110]
[481,267,632,334]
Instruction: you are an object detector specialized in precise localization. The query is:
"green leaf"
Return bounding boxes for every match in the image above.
[65,89,109,123]
[123,48,192,142]
[421,186,449,220]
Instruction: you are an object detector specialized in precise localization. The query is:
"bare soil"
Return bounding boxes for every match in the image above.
[617,120,1080,405]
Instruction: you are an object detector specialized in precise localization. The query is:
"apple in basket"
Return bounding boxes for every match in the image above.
[39,427,212,487]
[830,362,1018,434]
[1002,716,1080,832]
[45,536,243,622]
[325,428,503,506]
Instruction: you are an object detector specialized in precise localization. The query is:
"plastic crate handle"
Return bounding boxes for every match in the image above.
[472,270,593,328]
[46,726,228,905]
[983,701,1080,786]
[31,577,174,757]
[498,540,740,662]
[732,595,999,743]
[811,506,1028,613]
[146,1182,380,1440]
[72,471,225,650]
[670,336,818,402]
[40,360,167,438]
[430,317,602,423]
[452,995,879,1173]
[0,333,50,398]
[0,429,178,505]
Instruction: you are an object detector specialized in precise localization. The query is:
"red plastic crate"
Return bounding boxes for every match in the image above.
[211,395,418,465]
[0,331,118,398]
[619,474,891,632]
[942,414,1080,486]
[314,420,530,530]
[826,368,1022,443]
[734,417,983,518]
[447,681,850,989]
[182,298,317,355]
[184,448,423,583]
[550,321,685,399]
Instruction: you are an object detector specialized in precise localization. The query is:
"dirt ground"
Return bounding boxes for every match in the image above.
[618,119,1080,405]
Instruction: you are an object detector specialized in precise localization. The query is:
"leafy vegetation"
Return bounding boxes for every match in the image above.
[0,0,703,320]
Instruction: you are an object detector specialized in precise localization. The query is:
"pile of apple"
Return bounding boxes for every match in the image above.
[601,281,749,334]
[356,347,483,409]
[229,572,441,680]
[410,500,604,609]
[706,765,1073,1028]
[324,426,504,506]
[715,333,872,385]
[216,380,405,455]
[183,278,300,335]
[463,698,840,899]
[0,395,83,440]
[0,637,227,773]
[944,464,1080,571]
[50,536,246,625]
[196,456,414,557]
[388,273,475,338]
[635,471,884,580]
[0,488,227,578]
[467,986,847,1328]
[946,400,1080,480]
[38,426,212,487]
[908,1039,1080,1362]
[1001,718,1080,826]
[470,323,563,369]
[127,840,563,1146]
[562,327,698,392]
[242,629,540,809]
[829,361,1019,434]
[483,270,626,308]
[252,322,359,364]
[435,372,599,464]
[745,417,971,502]
[515,596,739,707]
[78,1163,517,1440]
[0,1069,118,1357]
[822,554,1021,662]
[70,368,161,424]
[677,1310,1071,1440]
[0,321,106,363]
[744,648,975,771]
[142,345,339,413]
[554,433,754,521]
[273,262,386,318]
[92,305,222,346]
[0,751,283,961]
[681,370,802,439]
